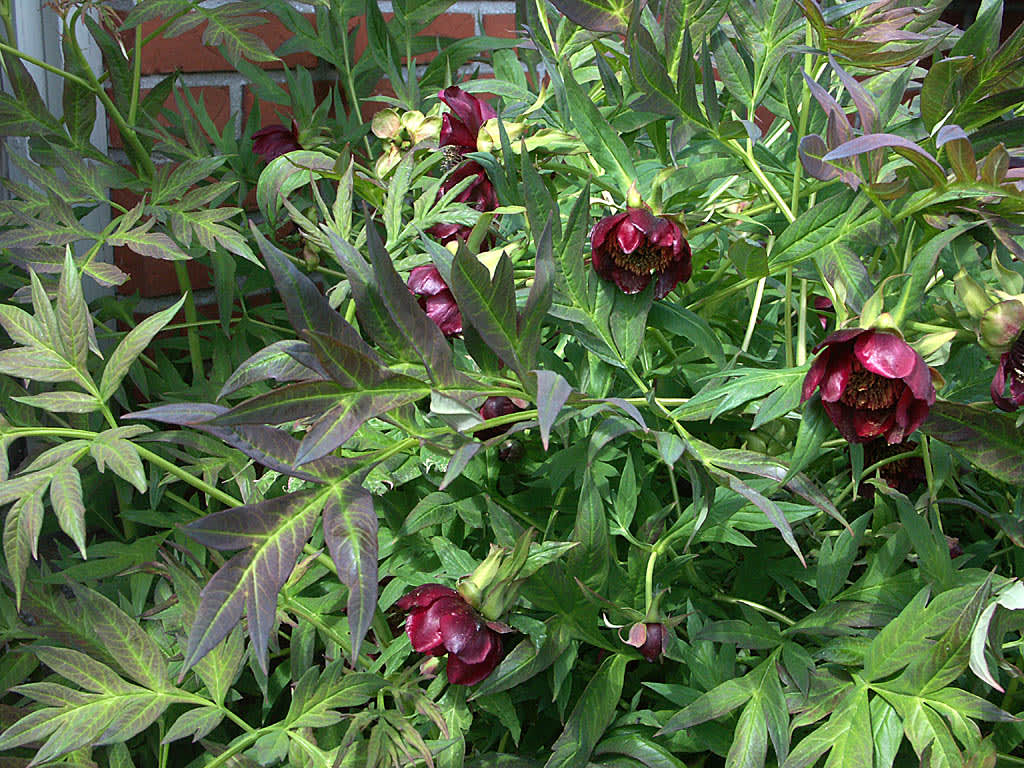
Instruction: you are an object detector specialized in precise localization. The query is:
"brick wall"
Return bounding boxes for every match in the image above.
[106,0,517,298]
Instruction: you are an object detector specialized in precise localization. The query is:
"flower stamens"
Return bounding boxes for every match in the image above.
[612,242,674,276]
[838,363,902,410]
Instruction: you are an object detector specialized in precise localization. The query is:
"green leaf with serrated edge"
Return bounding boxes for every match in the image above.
[879,691,962,768]
[818,243,874,315]
[35,647,136,695]
[108,226,190,261]
[544,654,627,768]
[285,665,386,729]
[90,436,147,493]
[323,479,377,663]
[50,464,86,558]
[926,687,1015,723]
[534,370,572,450]
[182,489,324,675]
[67,583,170,690]
[559,65,637,193]
[817,513,870,603]
[99,296,185,401]
[659,673,755,733]
[519,215,555,373]
[922,402,1024,485]
[886,577,991,695]
[0,347,87,386]
[199,3,278,65]
[12,391,101,413]
[298,393,423,464]
[450,245,522,379]
[0,304,47,347]
[218,340,320,398]
[3,490,44,608]
[162,706,224,744]
[710,467,805,565]
[782,684,868,768]
[771,192,890,271]
[631,26,682,117]
[522,148,560,247]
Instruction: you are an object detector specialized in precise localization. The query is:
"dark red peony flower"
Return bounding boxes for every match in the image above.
[802,329,935,445]
[991,330,1024,412]
[252,120,301,162]
[439,86,496,153]
[477,396,527,441]
[590,208,692,300]
[625,622,667,662]
[860,439,926,497]
[397,584,503,685]
[813,295,834,330]
[408,265,462,337]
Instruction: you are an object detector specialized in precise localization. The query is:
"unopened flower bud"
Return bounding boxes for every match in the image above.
[458,546,503,609]
[980,299,1024,350]
[955,269,994,319]
[372,108,402,140]
[477,118,525,153]
[625,622,667,662]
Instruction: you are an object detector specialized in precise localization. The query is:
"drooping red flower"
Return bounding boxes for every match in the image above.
[408,265,462,337]
[625,622,667,662]
[439,86,496,152]
[426,161,498,245]
[991,330,1024,412]
[590,208,692,300]
[252,120,301,162]
[860,438,926,497]
[477,396,527,441]
[397,584,503,685]
[813,295,834,330]
[802,329,935,445]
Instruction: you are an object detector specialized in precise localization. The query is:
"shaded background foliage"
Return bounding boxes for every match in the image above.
[0,0,1023,767]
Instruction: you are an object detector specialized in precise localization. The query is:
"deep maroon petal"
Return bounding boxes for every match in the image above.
[440,113,477,150]
[397,584,458,611]
[623,206,659,234]
[802,349,832,402]
[653,254,691,299]
[423,292,463,336]
[851,406,896,441]
[616,221,642,254]
[853,331,917,379]
[991,354,1018,412]
[252,124,301,162]
[591,213,628,250]
[611,265,652,295]
[902,353,936,403]
[820,354,851,403]
[823,401,860,443]
[406,608,444,654]
[439,86,496,138]
[648,217,683,254]
[442,617,495,665]
[1010,367,1024,407]
[811,327,866,354]
[445,635,503,685]
[408,265,448,296]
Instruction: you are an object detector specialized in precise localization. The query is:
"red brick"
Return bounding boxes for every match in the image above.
[109,85,231,148]
[483,14,517,38]
[139,13,317,75]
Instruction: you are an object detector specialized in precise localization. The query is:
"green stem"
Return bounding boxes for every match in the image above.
[644,548,658,615]
[741,277,767,353]
[202,728,267,768]
[725,139,796,223]
[797,279,808,366]
[135,445,242,508]
[128,17,143,125]
[920,435,942,529]
[719,595,795,626]
[784,269,794,368]
[173,266,204,383]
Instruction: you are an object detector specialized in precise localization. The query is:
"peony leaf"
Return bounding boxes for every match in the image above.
[182,489,323,675]
[519,214,555,373]
[323,479,378,663]
[544,654,627,768]
[100,296,186,401]
[548,0,630,33]
[824,134,947,188]
[218,339,321,399]
[922,402,1024,485]
[534,370,573,450]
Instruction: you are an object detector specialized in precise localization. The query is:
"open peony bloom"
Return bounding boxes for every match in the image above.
[802,329,935,445]
[439,86,497,153]
[991,330,1024,412]
[408,265,462,337]
[590,208,692,300]
[397,584,503,685]
[625,622,667,662]
[252,120,301,162]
